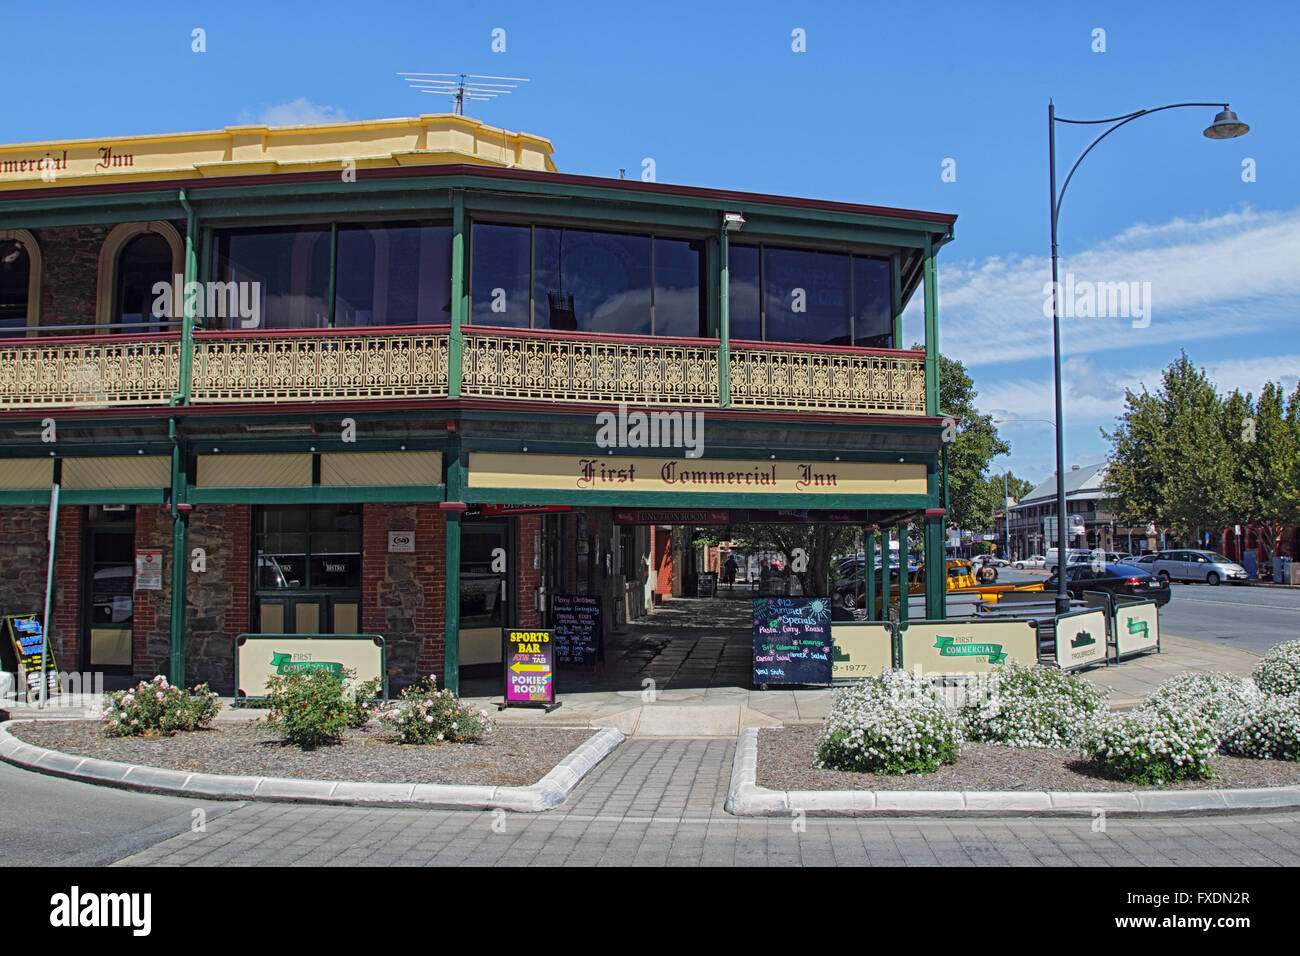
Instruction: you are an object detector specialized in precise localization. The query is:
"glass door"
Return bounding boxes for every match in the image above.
[81,509,135,674]
[459,521,511,666]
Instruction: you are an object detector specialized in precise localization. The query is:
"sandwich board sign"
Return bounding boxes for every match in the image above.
[3,613,60,699]
[501,627,560,711]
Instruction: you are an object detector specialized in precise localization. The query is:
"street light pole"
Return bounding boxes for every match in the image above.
[1047,101,1248,615]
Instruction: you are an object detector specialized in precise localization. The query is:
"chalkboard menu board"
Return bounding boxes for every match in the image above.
[3,613,60,699]
[551,594,602,666]
[752,598,833,687]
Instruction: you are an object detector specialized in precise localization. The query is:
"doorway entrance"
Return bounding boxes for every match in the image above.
[80,505,135,675]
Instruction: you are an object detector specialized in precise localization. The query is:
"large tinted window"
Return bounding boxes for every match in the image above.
[535,227,651,334]
[728,244,761,340]
[853,256,892,348]
[470,223,531,328]
[215,227,331,329]
[653,237,705,337]
[0,238,30,337]
[764,246,852,346]
[255,504,362,590]
[335,223,451,326]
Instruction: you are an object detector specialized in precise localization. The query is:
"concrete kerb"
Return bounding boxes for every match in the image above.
[0,719,624,812]
[724,727,1300,817]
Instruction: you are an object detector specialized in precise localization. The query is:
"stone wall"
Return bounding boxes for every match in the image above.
[0,505,80,669]
[362,503,445,691]
[32,225,108,326]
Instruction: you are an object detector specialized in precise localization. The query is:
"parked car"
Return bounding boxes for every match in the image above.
[1014,554,1046,570]
[1130,553,1158,569]
[1047,562,1172,607]
[1151,549,1248,586]
[1046,548,1093,573]
[975,554,1010,568]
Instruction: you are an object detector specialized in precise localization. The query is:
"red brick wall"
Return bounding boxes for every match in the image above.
[652,525,673,598]
[51,506,82,668]
[516,514,541,628]
[131,505,166,679]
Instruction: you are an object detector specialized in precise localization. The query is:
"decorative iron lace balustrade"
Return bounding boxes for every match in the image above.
[460,331,721,406]
[0,329,928,415]
[190,330,450,403]
[0,335,181,409]
[729,344,927,415]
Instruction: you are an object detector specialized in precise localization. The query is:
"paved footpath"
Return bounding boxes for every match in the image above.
[114,740,1300,866]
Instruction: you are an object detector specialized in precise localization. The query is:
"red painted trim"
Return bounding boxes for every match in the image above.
[438,501,468,512]
[462,324,720,349]
[0,162,959,226]
[1,331,182,348]
[731,339,923,359]
[194,323,451,340]
[924,508,947,517]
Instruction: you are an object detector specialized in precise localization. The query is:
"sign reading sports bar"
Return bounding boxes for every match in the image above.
[501,627,559,711]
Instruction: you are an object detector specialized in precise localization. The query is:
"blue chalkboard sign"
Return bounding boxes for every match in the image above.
[752,597,833,687]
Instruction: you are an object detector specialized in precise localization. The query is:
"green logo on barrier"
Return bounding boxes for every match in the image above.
[933,637,1006,664]
[1071,630,1096,648]
[270,652,344,676]
[1126,618,1148,640]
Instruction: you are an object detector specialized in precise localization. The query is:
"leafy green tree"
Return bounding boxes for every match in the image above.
[935,352,1011,532]
[1103,352,1236,545]
[1227,382,1300,561]
[723,523,859,596]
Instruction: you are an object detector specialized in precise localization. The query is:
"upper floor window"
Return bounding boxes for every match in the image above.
[470,223,704,336]
[115,232,173,332]
[0,237,31,338]
[729,243,893,347]
[212,222,451,330]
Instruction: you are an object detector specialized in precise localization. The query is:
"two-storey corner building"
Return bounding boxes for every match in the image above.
[0,114,956,695]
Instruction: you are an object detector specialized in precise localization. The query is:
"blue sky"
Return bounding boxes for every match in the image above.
[3,0,1296,485]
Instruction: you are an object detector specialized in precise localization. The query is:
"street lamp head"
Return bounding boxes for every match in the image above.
[1203,107,1249,140]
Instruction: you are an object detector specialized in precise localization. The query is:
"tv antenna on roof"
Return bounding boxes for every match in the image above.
[396,72,530,115]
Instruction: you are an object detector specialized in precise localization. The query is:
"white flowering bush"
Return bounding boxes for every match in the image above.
[375,676,491,744]
[960,662,1108,748]
[1253,641,1300,697]
[1139,672,1262,744]
[816,669,962,775]
[101,676,221,737]
[1079,704,1217,785]
[1221,696,1300,761]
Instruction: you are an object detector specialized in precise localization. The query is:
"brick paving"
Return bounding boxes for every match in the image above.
[114,739,1300,866]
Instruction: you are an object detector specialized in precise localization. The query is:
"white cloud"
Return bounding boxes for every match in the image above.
[237,98,348,127]
[907,206,1300,367]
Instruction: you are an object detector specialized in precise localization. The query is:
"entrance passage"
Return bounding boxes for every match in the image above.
[462,592,754,697]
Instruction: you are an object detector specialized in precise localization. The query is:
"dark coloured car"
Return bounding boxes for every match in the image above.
[1047,562,1171,607]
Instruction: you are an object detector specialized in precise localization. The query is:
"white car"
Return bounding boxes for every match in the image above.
[1014,555,1046,570]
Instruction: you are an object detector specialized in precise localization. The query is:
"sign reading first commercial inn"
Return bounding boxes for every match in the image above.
[467,453,927,497]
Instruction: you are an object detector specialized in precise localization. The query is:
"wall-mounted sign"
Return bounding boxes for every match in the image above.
[614,508,729,525]
[135,549,163,591]
[3,614,60,698]
[481,504,572,515]
[388,531,414,553]
[234,634,386,700]
[501,628,558,710]
[1054,607,1108,671]
[753,597,833,687]
[468,453,927,497]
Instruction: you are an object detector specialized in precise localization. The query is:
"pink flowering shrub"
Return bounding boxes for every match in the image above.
[375,677,491,744]
[101,676,221,737]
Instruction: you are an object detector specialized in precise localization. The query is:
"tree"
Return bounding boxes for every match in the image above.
[934,352,1011,532]
[1228,382,1300,561]
[723,523,858,596]
[1103,352,1237,544]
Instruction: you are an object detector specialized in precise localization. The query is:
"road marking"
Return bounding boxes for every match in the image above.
[1174,596,1300,611]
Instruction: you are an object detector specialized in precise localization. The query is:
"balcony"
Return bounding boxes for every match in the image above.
[0,326,927,415]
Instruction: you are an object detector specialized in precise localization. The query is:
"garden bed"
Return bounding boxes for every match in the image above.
[9,719,595,788]
[758,725,1300,793]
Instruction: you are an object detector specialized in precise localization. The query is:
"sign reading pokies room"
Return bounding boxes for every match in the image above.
[234,634,385,700]
[1054,607,1108,671]
[467,453,926,497]
[753,598,833,686]
[503,628,556,707]
[898,620,1038,674]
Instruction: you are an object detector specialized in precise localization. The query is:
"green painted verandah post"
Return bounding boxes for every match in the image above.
[923,235,939,417]
[449,190,466,397]
[718,221,730,407]
[898,521,910,624]
[879,527,892,623]
[168,191,199,685]
[442,449,463,695]
[863,527,876,620]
